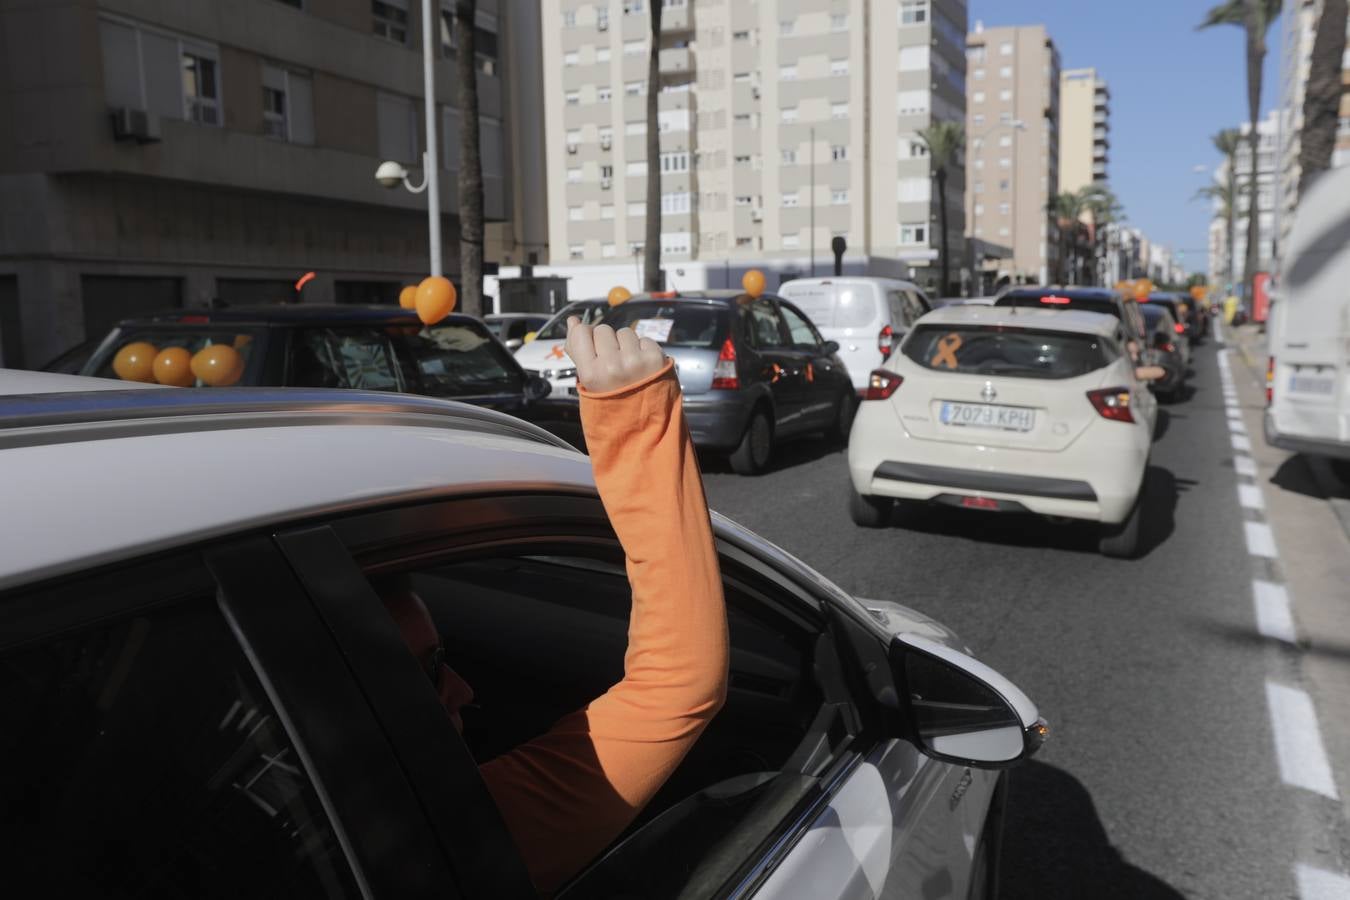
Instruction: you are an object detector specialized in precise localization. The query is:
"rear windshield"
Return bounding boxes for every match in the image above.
[1141,305,1167,327]
[536,302,606,340]
[600,302,730,349]
[996,292,1120,320]
[780,286,878,329]
[291,322,524,397]
[902,324,1116,380]
[91,328,264,385]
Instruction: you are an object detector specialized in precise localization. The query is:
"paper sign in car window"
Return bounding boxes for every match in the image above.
[634,318,675,343]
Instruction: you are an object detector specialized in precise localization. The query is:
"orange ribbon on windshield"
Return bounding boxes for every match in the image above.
[931,333,963,369]
[547,344,566,360]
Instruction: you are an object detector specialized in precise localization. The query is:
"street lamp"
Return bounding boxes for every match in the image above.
[374,0,442,277]
[968,119,1025,292]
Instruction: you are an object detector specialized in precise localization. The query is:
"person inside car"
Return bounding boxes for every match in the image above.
[380,316,730,895]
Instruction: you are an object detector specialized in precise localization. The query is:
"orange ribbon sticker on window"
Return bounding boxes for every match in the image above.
[805,362,814,383]
[770,363,783,383]
[931,333,963,369]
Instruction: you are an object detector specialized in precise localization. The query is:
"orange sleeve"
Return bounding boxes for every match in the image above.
[478,360,729,895]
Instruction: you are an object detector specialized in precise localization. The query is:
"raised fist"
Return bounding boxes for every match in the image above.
[565,315,666,393]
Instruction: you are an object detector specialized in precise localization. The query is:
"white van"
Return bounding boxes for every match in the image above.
[1265,166,1350,461]
[777,277,932,393]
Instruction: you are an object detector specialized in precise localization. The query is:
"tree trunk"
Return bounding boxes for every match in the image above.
[643,2,662,292]
[1242,10,1264,298]
[1226,170,1238,289]
[1298,0,1348,195]
[936,168,950,295]
[455,0,485,318]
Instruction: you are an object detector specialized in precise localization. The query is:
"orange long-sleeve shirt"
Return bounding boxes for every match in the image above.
[478,361,729,895]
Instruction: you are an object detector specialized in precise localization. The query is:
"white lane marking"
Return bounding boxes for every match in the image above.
[1235,455,1258,477]
[1253,581,1298,644]
[1295,863,1350,899]
[1232,434,1253,451]
[1267,681,1340,799]
[1238,483,1266,509]
[1230,419,1249,435]
[1245,521,1278,557]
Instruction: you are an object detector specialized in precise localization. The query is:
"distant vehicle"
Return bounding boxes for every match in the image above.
[994,286,1146,342]
[933,296,996,308]
[1145,293,1204,347]
[776,277,932,394]
[599,291,854,475]
[1139,304,1188,402]
[512,300,608,394]
[0,368,1045,900]
[485,313,552,351]
[1266,165,1350,462]
[38,337,101,374]
[847,305,1164,558]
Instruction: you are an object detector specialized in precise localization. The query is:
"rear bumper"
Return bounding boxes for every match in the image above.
[1264,411,1350,460]
[682,391,755,450]
[873,461,1097,502]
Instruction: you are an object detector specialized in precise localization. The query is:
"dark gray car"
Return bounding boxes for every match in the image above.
[600,291,855,474]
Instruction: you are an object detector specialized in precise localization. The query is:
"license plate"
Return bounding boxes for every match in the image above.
[939,402,1036,432]
[1288,374,1335,395]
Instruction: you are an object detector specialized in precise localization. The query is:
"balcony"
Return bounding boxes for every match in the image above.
[661,5,693,33]
[659,47,693,76]
[1093,127,1108,141]
[1093,111,1107,125]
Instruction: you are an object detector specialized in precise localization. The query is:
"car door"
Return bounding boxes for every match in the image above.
[744,297,808,434]
[779,299,847,429]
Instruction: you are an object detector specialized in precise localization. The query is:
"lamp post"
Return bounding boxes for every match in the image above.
[967,119,1025,293]
[373,1,442,277]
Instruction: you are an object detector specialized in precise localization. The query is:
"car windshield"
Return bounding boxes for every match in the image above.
[996,292,1120,320]
[1141,305,1167,328]
[781,286,878,329]
[902,324,1114,380]
[90,328,264,385]
[600,302,730,349]
[537,303,606,340]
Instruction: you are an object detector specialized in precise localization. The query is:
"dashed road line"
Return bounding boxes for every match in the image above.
[1235,455,1257,477]
[1243,521,1278,558]
[1296,864,1350,899]
[1252,580,1297,645]
[1266,681,1340,800]
[1237,482,1266,510]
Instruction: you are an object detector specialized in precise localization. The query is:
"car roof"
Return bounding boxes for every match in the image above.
[777,276,921,291]
[0,383,590,590]
[915,304,1123,337]
[999,286,1123,303]
[122,305,484,327]
[0,368,168,396]
[486,312,549,320]
[618,291,754,306]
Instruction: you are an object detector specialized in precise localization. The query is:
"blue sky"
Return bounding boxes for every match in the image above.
[971,0,1285,276]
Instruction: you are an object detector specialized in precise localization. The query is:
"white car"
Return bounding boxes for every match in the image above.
[0,369,1044,900]
[847,306,1160,558]
[777,277,932,395]
[512,299,607,394]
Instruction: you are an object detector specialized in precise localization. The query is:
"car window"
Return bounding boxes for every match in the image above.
[781,286,877,329]
[902,324,1114,380]
[744,299,788,349]
[779,303,821,348]
[90,328,263,385]
[601,302,731,349]
[42,338,101,375]
[291,326,410,391]
[903,290,930,323]
[397,321,526,396]
[885,291,909,328]
[0,593,360,897]
[537,304,605,340]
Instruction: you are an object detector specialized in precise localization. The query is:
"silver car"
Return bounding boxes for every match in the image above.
[0,370,1045,899]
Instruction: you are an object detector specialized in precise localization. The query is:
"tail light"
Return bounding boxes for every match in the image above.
[711,337,739,389]
[1173,322,1186,334]
[878,324,895,361]
[863,369,903,400]
[1162,342,1176,353]
[179,315,209,324]
[1040,295,1072,305]
[1266,356,1274,405]
[1087,387,1135,423]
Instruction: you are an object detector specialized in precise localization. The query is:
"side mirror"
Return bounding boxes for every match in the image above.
[526,374,552,401]
[821,340,841,355]
[1134,365,1166,382]
[892,633,1047,768]
[506,338,524,351]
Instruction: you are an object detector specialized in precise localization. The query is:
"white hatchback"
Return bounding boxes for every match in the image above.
[512,299,607,394]
[847,306,1161,557]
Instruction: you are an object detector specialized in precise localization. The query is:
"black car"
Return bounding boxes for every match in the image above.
[1146,292,1206,345]
[1139,304,1188,401]
[71,305,573,433]
[995,286,1147,341]
[599,291,855,475]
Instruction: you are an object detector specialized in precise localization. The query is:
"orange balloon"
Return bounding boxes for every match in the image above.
[190,343,244,387]
[399,285,418,309]
[233,334,253,349]
[607,286,632,307]
[153,347,195,386]
[742,269,766,298]
[112,341,158,383]
[415,276,457,325]
[1133,279,1153,300]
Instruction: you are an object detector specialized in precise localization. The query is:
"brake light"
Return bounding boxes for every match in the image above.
[962,496,999,510]
[1266,356,1275,405]
[863,369,903,400]
[650,290,678,299]
[711,337,739,389]
[1040,295,1072,305]
[1162,342,1176,354]
[179,315,209,324]
[1174,322,1186,334]
[878,324,895,360]
[1087,387,1135,423]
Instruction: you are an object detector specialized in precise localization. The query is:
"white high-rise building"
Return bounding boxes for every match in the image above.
[537,0,969,297]
[1207,110,1280,288]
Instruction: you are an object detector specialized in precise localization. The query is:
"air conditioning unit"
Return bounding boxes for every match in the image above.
[750,209,763,222]
[600,136,612,150]
[110,107,161,143]
[567,143,578,154]
[601,177,613,190]
[598,20,609,31]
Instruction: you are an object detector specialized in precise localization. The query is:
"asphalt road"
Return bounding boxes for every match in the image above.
[702,339,1315,899]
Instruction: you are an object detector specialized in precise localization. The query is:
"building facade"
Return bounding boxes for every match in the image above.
[538,0,969,297]
[1057,67,1108,194]
[0,0,545,369]
[1207,109,1280,288]
[964,22,1060,287]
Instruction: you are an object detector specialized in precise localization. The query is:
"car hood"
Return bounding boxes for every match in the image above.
[514,338,569,368]
[856,598,970,655]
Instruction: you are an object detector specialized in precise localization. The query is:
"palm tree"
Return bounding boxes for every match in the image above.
[917,122,964,296]
[642,2,662,292]
[1080,184,1123,285]
[1198,0,1282,299]
[1206,128,1242,286]
[1049,191,1085,284]
[1195,180,1238,281]
[453,0,485,318]
[1298,0,1348,194]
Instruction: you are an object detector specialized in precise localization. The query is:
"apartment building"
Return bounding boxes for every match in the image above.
[537,0,968,297]
[0,0,545,369]
[1207,110,1280,287]
[964,23,1060,288]
[1058,67,1108,193]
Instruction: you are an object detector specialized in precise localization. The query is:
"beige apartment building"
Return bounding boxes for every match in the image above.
[538,0,969,297]
[1058,67,1108,193]
[964,23,1060,287]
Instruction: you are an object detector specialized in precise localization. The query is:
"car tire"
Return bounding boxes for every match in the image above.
[729,408,774,476]
[1099,471,1148,558]
[829,390,856,446]
[849,487,894,527]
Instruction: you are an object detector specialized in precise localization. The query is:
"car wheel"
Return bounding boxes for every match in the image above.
[829,390,856,446]
[1099,471,1148,558]
[729,408,773,476]
[849,487,894,527]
